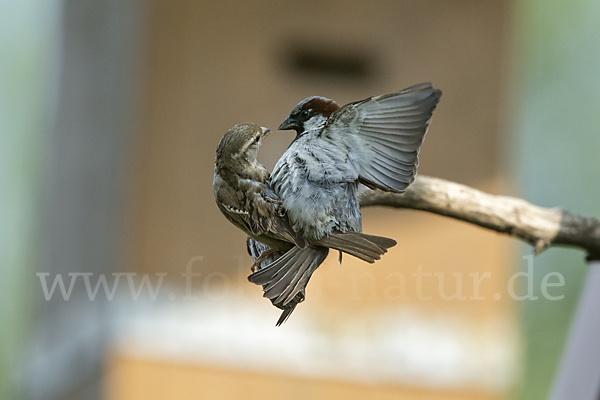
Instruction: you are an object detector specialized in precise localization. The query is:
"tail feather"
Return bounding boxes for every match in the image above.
[248,246,329,306]
[277,256,316,305]
[276,305,296,327]
[317,234,377,259]
[355,233,398,250]
[316,232,396,263]
[264,252,311,302]
[248,248,297,285]
[247,232,396,325]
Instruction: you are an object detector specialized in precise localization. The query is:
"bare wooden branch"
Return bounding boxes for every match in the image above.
[359,175,600,259]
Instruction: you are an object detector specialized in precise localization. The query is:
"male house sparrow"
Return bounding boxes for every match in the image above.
[213,123,396,325]
[249,83,441,310]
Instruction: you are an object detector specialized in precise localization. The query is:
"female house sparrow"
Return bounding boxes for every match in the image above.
[213,123,396,325]
[249,84,441,308]
[213,123,305,255]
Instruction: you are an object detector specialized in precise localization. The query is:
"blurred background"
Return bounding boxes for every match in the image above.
[2,0,600,399]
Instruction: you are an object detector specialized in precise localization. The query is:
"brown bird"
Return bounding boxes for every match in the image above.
[213,123,396,325]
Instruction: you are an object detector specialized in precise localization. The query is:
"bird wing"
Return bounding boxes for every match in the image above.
[215,178,306,248]
[316,231,396,263]
[321,83,441,193]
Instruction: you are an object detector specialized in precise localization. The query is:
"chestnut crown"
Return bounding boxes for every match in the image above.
[278,96,340,134]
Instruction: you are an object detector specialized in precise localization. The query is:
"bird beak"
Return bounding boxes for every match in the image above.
[278,116,296,131]
[260,126,270,136]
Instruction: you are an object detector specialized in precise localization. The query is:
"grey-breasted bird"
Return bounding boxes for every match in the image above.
[249,83,441,314]
[213,123,396,325]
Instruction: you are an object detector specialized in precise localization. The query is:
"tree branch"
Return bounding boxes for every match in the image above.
[359,175,600,259]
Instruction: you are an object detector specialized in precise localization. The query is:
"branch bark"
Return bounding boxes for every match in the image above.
[359,175,600,259]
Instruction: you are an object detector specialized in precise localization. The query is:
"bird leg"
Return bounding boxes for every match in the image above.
[264,195,283,205]
[264,195,287,217]
[251,248,280,272]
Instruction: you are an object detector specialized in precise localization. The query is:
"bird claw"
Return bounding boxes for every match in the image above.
[250,248,280,272]
[265,196,283,205]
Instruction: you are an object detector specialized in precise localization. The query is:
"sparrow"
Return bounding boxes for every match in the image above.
[248,84,441,308]
[214,123,396,325]
[213,123,304,257]
[271,82,442,240]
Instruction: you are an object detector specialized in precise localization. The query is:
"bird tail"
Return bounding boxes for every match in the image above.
[248,246,329,307]
[247,233,395,326]
[272,292,304,327]
[275,303,297,327]
[316,232,396,263]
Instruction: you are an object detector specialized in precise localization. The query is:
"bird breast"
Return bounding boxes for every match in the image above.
[271,135,362,240]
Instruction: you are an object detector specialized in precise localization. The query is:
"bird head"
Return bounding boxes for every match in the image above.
[215,123,270,173]
[278,96,340,135]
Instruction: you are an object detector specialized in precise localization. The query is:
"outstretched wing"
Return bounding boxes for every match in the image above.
[214,176,306,248]
[321,83,442,193]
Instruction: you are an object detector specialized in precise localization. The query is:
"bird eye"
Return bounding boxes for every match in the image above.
[253,136,260,144]
[301,109,310,118]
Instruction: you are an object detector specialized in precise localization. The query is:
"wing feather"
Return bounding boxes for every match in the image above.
[248,246,329,306]
[322,83,441,193]
[215,178,306,249]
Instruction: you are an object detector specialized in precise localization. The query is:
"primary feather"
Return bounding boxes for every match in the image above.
[326,83,441,192]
